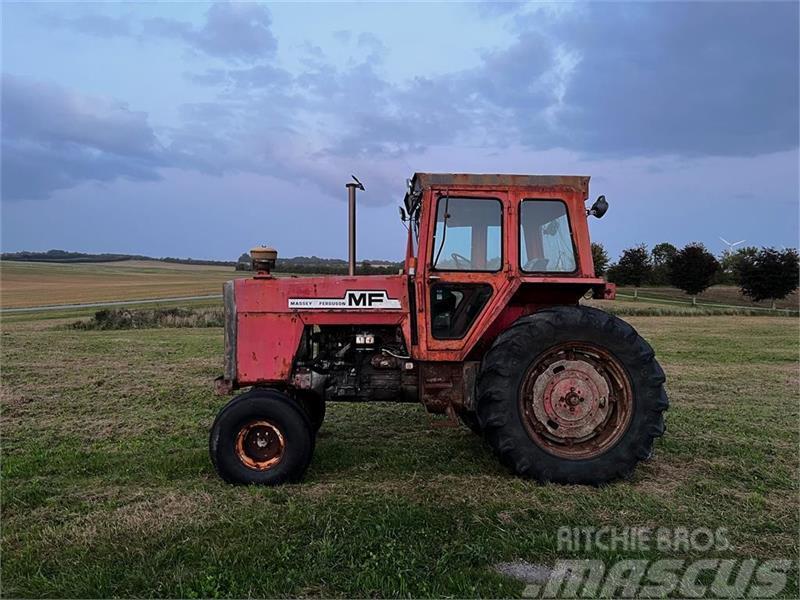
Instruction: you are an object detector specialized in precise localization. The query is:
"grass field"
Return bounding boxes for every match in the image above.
[0,260,248,309]
[1,310,797,597]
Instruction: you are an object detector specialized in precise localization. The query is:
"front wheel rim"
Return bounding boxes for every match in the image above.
[234,419,285,470]
[519,342,633,460]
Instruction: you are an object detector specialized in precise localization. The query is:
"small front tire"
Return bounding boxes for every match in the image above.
[297,392,326,432]
[209,388,314,485]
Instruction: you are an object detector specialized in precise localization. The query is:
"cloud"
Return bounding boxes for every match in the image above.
[143,2,276,62]
[473,1,527,18]
[1,74,166,200]
[44,13,132,38]
[187,63,291,91]
[516,2,800,156]
[156,2,799,207]
[9,2,797,206]
[299,2,799,160]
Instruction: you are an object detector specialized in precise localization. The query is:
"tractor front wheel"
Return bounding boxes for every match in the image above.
[209,388,314,485]
[476,306,667,484]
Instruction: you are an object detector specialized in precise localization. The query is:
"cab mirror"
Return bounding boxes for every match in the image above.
[589,195,608,219]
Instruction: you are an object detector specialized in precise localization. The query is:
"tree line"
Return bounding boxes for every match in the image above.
[236,253,402,275]
[591,242,799,308]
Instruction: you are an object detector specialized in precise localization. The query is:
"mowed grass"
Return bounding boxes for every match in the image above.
[0,261,248,308]
[1,315,798,597]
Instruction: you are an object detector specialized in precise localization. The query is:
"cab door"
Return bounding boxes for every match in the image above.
[417,189,515,359]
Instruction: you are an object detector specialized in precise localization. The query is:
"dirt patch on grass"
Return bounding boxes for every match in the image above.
[635,456,730,499]
[61,490,215,544]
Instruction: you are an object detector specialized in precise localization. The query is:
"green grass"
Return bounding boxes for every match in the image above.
[1,315,798,597]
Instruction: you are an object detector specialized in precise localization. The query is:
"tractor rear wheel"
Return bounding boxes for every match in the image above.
[456,409,482,435]
[209,388,314,485]
[476,306,667,484]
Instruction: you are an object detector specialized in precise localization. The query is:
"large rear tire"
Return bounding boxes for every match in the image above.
[476,306,667,484]
[209,388,314,485]
[456,409,482,435]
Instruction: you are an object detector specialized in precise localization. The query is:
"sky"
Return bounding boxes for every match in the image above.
[1,1,798,262]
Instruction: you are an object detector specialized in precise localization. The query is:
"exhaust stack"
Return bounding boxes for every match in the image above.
[346,175,365,276]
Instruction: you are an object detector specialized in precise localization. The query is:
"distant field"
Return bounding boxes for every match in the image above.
[0,260,249,308]
[1,312,796,597]
[616,285,798,310]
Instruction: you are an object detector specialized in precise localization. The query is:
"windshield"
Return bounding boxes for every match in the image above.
[519,200,577,272]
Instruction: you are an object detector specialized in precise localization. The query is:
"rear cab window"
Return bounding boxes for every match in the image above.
[520,200,577,273]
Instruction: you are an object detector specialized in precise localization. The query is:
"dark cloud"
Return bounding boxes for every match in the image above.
[517,2,800,156]
[1,75,166,200]
[143,2,276,62]
[301,3,799,160]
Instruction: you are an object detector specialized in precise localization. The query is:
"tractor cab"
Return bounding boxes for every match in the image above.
[400,174,613,360]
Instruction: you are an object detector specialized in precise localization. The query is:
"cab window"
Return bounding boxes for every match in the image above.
[520,200,577,273]
[431,197,502,271]
[430,283,493,339]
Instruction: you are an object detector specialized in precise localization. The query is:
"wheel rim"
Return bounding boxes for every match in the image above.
[234,419,285,470]
[519,342,633,460]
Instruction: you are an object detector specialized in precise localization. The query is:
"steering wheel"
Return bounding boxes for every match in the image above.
[523,257,550,272]
[451,252,471,269]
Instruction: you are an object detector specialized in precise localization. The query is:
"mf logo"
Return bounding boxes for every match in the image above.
[346,291,388,307]
[288,290,402,310]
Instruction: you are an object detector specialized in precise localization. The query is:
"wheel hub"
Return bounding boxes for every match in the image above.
[532,358,611,440]
[519,343,633,459]
[235,420,285,470]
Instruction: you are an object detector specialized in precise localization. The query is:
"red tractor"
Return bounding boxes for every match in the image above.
[210,173,667,485]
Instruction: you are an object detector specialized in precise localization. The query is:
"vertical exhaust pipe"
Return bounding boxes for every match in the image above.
[346,175,365,276]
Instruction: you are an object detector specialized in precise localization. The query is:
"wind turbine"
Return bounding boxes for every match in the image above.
[719,237,745,252]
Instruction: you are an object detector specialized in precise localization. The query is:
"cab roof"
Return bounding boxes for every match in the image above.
[410,172,589,196]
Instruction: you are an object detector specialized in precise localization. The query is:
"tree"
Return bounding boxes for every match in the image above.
[591,242,610,276]
[608,245,652,298]
[719,246,757,285]
[668,243,719,305]
[737,247,799,309]
[650,242,677,285]
[235,252,251,271]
